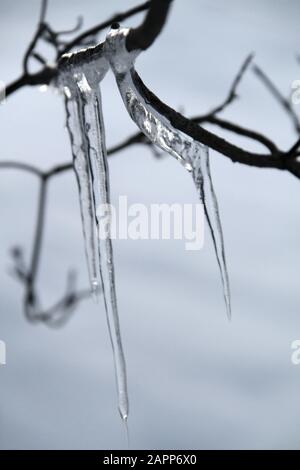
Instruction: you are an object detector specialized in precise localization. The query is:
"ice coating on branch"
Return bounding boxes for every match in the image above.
[105,26,231,318]
[104,27,193,171]
[57,53,129,420]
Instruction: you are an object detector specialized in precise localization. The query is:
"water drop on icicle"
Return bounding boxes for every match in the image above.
[57,53,129,420]
[105,26,231,318]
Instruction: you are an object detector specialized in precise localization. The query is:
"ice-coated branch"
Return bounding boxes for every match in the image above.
[6,1,151,97]
[105,25,232,318]
[126,0,174,52]
[60,1,151,56]
[132,71,300,178]
[5,0,300,179]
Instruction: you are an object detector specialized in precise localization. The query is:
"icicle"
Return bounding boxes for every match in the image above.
[63,78,101,300]
[57,52,129,420]
[105,26,231,319]
[192,145,231,319]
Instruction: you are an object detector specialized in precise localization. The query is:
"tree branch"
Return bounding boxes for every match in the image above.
[132,70,300,177]
[201,54,254,118]
[203,115,279,153]
[126,0,173,51]
[253,64,300,134]
[0,130,156,326]
[61,1,151,56]
[2,0,300,326]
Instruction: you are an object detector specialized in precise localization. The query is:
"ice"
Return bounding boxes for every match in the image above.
[64,80,101,300]
[192,145,231,319]
[53,23,231,425]
[105,26,231,318]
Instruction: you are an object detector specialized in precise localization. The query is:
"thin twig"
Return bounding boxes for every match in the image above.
[29,179,47,284]
[202,115,279,153]
[201,54,254,118]
[39,0,48,24]
[6,1,151,97]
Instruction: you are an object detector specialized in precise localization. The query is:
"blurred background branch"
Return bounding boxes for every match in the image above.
[1,0,300,325]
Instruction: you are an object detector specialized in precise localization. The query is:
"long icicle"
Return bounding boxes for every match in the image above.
[58,54,129,420]
[105,25,231,319]
[77,71,129,420]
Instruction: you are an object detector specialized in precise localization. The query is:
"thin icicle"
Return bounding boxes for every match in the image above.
[105,26,231,318]
[64,80,101,300]
[192,145,231,319]
[57,53,129,420]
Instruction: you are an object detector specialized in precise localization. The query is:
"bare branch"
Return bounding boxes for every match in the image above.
[287,136,300,156]
[202,54,254,118]
[202,115,279,153]
[0,161,43,177]
[29,179,47,284]
[253,64,300,134]
[39,0,48,24]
